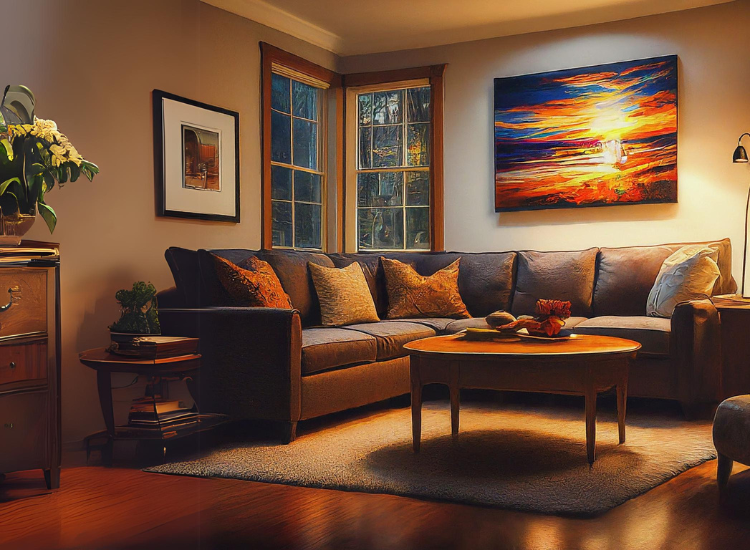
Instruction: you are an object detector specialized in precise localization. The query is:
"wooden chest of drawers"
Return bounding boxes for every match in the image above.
[0,242,60,489]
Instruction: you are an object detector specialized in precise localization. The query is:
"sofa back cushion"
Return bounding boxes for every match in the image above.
[593,238,736,317]
[256,249,335,327]
[165,247,202,308]
[511,248,598,317]
[329,251,517,318]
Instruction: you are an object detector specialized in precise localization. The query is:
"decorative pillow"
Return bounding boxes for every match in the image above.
[646,245,720,318]
[381,257,470,319]
[308,262,380,327]
[211,254,293,309]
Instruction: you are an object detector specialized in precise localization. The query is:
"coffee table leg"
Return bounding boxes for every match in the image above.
[617,375,628,444]
[450,362,460,437]
[410,356,422,453]
[585,383,597,464]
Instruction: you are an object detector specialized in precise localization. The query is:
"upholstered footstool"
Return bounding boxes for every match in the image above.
[713,395,750,487]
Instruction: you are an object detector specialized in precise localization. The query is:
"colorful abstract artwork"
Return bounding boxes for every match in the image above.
[494,56,677,212]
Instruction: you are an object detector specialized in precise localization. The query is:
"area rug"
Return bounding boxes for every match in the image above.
[145,401,716,516]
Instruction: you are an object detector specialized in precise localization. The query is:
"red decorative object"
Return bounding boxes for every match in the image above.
[498,299,573,337]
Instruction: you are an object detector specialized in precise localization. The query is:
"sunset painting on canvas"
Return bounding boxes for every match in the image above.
[494,56,677,212]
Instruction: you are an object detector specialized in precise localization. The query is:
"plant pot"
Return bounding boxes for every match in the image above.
[0,211,35,246]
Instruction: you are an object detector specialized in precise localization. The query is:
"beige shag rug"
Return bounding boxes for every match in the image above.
[145,401,715,516]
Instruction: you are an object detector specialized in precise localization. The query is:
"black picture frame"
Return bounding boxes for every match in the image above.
[153,89,240,222]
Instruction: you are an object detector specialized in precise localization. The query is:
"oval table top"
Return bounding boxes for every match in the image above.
[403,333,641,358]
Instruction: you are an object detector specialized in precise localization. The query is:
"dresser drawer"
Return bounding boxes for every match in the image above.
[0,390,48,472]
[0,340,47,386]
[0,269,47,339]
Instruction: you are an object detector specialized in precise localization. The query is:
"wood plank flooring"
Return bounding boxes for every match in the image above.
[3,396,750,550]
[1,459,750,549]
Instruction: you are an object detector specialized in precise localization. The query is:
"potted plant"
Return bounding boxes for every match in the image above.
[0,85,99,245]
[109,282,161,341]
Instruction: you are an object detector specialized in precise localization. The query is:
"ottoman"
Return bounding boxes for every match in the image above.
[713,395,750,487]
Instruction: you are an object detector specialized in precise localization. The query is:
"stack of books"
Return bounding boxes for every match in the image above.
[125,399,199,437]
[108,335,199,359]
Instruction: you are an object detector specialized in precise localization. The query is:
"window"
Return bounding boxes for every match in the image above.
[355,86,431,250]
[344,65,445,253]
[270,73,324,249]
[261,43,341,251]
[262,45,444,253]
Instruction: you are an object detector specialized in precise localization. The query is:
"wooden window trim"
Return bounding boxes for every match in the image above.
[260,42,343,251]
[343,64,446,252]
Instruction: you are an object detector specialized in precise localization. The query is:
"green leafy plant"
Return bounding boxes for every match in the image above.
[109,282,161,334]
[0,85,99,233]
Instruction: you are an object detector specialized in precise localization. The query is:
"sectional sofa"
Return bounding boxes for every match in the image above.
[157,238,735,441]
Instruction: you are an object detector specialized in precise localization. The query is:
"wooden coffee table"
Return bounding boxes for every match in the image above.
[403,333,641,464]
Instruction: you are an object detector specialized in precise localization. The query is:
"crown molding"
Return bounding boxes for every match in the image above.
[201,0,343,54]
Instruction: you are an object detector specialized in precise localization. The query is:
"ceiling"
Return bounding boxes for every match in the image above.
[201,0,734,56]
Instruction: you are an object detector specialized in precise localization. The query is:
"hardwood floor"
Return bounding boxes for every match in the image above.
[1,459,749,549]
[2,396,750,550]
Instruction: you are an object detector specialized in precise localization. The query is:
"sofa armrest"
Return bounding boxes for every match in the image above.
[156,286,184,309]
[671,299,722,407]
[159,307,302,422]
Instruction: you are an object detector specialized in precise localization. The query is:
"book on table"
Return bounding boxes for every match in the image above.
[108,335,199,359]
[127,399,198,427]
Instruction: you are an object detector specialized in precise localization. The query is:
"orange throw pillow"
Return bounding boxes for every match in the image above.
[381,257,470,319]
[212,254,293,309]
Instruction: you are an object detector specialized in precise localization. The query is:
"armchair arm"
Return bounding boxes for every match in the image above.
[671,299,722,407]
[159,307,302,422]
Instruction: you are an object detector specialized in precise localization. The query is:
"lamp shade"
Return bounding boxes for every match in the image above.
[734,145,749,163]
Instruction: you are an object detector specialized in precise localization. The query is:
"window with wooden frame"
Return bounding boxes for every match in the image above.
[261,43,342,251]
[343,66,445,253]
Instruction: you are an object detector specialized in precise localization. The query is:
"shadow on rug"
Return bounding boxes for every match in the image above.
[144,401,715,517]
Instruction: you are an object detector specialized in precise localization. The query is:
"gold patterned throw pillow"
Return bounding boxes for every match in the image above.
[308,262,380,326]
[212,254,293,309]
[381,257,470,319]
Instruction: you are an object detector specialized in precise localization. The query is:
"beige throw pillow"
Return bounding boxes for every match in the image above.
[646,245,721,318]
[308,262,379,327]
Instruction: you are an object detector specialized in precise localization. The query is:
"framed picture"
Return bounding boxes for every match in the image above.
[153,90,240,222]
[494,55,678,212]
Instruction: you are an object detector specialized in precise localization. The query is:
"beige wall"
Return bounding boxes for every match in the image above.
[341,1,750,286]
[2,0,336,446]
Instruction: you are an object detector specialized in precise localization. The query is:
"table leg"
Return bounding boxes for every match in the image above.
[585,383,597,464]
[450,362,460,437]
[96,370,115,466]
[617,375,628,445]
[410,356,422,453]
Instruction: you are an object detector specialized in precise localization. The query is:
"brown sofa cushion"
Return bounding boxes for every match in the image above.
[343,321,435,360]
[381,317,455,332]
[572,316,671,356]
[301,328,377,375]
[256,249,335,327]
[594,238,736,317]
[512,248,598,317]
[382,258,470,319]
[212,254,293,309]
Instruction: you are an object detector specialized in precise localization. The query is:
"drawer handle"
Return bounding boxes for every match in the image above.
[9,361,15,369]
[3,423,12,429]
[0,287,19,313]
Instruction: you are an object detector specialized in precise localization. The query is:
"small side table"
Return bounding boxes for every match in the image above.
[713,296,750,398]
[79,348,227,465]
